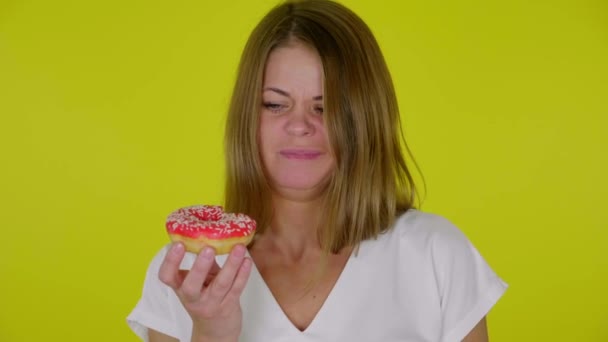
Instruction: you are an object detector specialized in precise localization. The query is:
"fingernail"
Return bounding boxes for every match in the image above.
[201,247,214,259]
[232,244,246,257]
[172,243,184,254]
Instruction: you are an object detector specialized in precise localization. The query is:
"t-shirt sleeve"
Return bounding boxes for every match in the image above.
[127,245,181,341]
[430,217,508,342]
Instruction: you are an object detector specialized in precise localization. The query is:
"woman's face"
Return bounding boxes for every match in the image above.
[258,42,334,201]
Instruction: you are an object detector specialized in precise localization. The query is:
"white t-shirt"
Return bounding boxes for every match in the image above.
[127,209,507,342]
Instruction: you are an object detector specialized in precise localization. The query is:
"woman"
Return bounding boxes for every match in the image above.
[128,1,507,341]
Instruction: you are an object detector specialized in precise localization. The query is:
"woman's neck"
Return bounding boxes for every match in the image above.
[264,195,324,261]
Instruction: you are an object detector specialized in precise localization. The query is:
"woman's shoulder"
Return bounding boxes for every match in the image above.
[389,208,468,241]
[372,208,477,259]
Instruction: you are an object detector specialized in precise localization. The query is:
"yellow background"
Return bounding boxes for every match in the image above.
[1,0,606,340]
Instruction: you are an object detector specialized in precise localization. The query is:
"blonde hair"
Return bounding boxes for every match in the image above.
[224,0,421,254]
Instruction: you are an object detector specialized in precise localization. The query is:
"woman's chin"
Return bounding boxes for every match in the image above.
[270,178,330,200]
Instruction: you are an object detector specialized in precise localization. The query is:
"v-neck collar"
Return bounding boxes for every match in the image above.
[245,245,360,337]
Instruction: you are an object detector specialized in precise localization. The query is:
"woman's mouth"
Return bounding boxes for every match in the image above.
[279,149,323,160]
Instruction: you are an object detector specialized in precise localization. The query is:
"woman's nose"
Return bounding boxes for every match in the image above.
[285,108,315,136]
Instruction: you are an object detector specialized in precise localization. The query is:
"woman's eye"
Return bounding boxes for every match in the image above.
[314,106,324,114]
[263,102,283,112]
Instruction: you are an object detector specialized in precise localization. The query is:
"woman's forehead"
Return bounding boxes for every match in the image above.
[263,44,324,92]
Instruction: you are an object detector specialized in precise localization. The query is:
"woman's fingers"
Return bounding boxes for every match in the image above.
[180,248,217,302]
[158,242,186,289]
[203,261,221,287]
[160,243,252,317]
[205,245,247,302]
[221,257,252,307]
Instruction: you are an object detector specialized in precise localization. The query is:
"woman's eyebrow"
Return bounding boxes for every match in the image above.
[263,87,323,100]
[263,87,290,97]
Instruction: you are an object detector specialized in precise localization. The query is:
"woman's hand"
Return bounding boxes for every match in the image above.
[158,242,252,342]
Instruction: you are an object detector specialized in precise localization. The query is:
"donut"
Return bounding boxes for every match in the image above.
[165,205,256,255]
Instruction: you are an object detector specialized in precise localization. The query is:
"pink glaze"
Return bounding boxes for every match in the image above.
[166,205,256,239]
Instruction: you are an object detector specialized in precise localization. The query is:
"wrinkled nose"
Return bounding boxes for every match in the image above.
[285,109,315,137]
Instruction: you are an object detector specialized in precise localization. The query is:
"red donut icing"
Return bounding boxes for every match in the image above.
[166,205,256,240]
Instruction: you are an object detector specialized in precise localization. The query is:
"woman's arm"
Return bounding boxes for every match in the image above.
[462,317,489,342]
